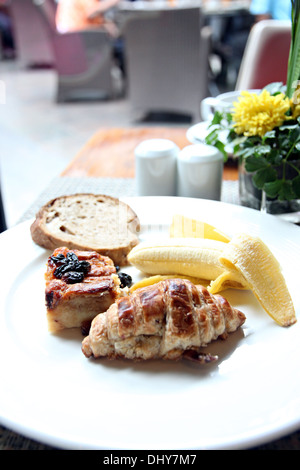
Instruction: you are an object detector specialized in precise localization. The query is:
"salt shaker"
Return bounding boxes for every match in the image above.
[135,139,179,196]
[176,144,223,200]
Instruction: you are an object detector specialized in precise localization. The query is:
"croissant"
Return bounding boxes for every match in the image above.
[82,278,245,363]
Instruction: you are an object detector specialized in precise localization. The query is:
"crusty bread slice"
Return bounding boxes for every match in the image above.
[30,194,140,266]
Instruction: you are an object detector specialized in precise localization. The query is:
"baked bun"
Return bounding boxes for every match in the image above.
[45,247,122,332]
[30,194,140,265]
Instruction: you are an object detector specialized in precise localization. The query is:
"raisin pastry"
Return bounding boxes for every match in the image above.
[82,278,246,363]
[45,247,122,333]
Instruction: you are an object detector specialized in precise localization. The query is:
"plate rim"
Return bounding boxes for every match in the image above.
[1,196,300,450]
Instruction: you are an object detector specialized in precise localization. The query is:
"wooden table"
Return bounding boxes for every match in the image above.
[61,127,238,180]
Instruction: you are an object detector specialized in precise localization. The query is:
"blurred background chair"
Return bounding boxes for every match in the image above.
[235,19,291,91]
[9,0,55,68]
[33,0,117,102]
[122,7,211,123]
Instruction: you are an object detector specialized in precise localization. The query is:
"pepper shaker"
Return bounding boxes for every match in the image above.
[176,144,223,200]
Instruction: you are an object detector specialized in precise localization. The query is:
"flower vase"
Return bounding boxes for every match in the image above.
[238,159,300,220]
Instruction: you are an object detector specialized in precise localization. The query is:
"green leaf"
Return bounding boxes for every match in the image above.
[263,130,276,139]
[225,112,233,123]
[214,140,227,160]
[205,128,218,145]
[236,146,256,158]
[264,179,297,200]
[273,153,284,165]
[278,181,296,200]
[279,123,299,131]
[255,145,272,155]
[252,167,277,189]
[263,180,283,198]
[245,155,269,172]
[286,1,300,98]
[289,126,300,143]
[230,135,247,147]
[210,111,223,126]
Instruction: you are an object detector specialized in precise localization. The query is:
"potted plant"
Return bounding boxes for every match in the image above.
[205,0,300,218]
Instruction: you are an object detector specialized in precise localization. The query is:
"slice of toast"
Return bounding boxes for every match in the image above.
[30,194,140,266]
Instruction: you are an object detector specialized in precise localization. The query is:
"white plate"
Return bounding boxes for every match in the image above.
[1,196,300,450]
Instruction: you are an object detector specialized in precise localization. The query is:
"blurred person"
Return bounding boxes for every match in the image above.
[208,11,255,86]
[250,0,292,21]
[56,0,125,73]
[56,0,121,37]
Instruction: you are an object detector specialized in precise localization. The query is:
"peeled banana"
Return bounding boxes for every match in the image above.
[128,238,248,291]
[128,231,296,327]
[170,214,231,243]
[130,274,210,292]
[219,233,296,327]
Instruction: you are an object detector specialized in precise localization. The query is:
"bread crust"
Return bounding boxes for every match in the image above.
[31,194,140,266]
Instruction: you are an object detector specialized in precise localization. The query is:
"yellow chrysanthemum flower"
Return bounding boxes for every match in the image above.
[291,102,300,119]
[232,90,292,137]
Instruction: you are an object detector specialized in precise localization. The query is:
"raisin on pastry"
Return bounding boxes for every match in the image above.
[45,247,122,333]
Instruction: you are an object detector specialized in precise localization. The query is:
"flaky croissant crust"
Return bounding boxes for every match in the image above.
[82,278,246,362]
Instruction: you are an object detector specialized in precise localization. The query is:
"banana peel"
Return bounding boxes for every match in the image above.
[128,225,296,326]
[219,233,296,327]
